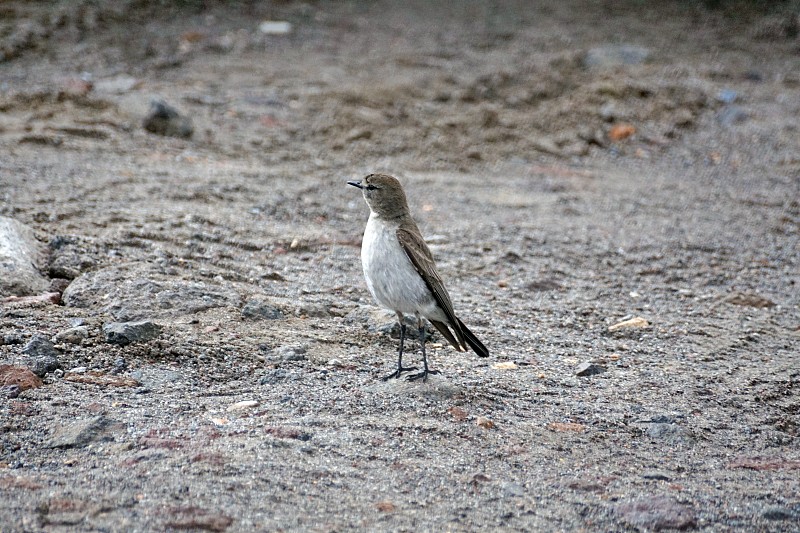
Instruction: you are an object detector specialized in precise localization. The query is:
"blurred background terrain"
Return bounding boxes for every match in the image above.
[1,1,799,531]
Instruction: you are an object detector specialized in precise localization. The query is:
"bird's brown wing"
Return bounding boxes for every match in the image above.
[396,226,466,350]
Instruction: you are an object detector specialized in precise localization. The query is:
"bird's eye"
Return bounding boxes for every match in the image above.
[365,184,379,190]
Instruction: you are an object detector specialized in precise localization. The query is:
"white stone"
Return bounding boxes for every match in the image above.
[259,21,292,35]
[0,216,48,297]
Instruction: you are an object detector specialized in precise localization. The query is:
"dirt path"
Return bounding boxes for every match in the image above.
[1,1,799,531]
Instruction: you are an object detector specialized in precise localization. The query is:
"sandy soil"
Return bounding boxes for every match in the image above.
[1,1,799,531]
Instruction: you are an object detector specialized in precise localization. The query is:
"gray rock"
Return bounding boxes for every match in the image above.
[112,357,127,373]
[273,344,308,361]
[27,355,61,378]
[242,298,283,320]
[295,302,331,318]
[23,336,61,377]
[575,362,605,377]
[143,100,193,138]
[260,369,290,385]
[22,334,58,358]
[63,263,241,320]
[762,505,796,521]
[48,235,97,280]
[641,471,671,481]
[0,216,49,297]
[584,44,650,68]
[129,367,182,389]
[647,422,693,445]
[616,496,696,531]
[48,415,113,448]
[103,321,162,346]
[54,326,89,345]
[2,385,22,398]
[2,334,24,345]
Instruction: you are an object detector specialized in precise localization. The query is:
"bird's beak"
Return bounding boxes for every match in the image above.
[347,180,363,189]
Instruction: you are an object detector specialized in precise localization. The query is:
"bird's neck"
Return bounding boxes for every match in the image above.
[369,209,412,225]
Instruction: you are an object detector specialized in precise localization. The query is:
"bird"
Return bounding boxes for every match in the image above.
[348,173,489,381]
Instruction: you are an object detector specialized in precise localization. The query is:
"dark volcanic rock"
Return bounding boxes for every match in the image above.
[103,321,162,346]
[242,298,283,320]
[48,235,98,280]
[142,100,193,138]
[575,362,605,377]
[23,334,61,376]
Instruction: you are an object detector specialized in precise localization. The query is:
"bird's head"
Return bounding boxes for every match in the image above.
[348,173,410,219]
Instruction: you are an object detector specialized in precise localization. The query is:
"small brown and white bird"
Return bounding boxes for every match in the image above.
[348,173,489,381]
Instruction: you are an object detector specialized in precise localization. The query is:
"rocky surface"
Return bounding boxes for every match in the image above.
[0,1,799,532]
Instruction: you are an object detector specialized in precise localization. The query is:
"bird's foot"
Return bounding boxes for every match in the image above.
[405,369,441,382]
[381,366,418,381]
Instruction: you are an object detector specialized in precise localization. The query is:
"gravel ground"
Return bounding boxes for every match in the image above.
[1,1,799,531]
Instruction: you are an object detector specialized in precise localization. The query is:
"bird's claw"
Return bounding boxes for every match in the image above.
[405,369,440,382]
[381,366,418,381]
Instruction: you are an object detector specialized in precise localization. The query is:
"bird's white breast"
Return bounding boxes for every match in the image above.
[361,214,439,317]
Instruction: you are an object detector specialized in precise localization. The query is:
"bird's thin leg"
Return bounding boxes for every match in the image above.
[382,313,417,381]
[407,317,440,382]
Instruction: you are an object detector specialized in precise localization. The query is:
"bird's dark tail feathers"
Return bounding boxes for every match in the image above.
[455,317,489,358]
[429,320,461,352]
[430,319,489,358]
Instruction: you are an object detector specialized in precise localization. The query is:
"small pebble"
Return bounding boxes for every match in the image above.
[227,400,259,412]
[54,326,89,345]
[476,416,495,429]
[608,316,649,332]
[273,344,308,361]
[258,21,292,35]
[609,123,636,141]
[142,100,193,138]
[717,88,738,104]
[641,471,671,481]
[576,362,605,377]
